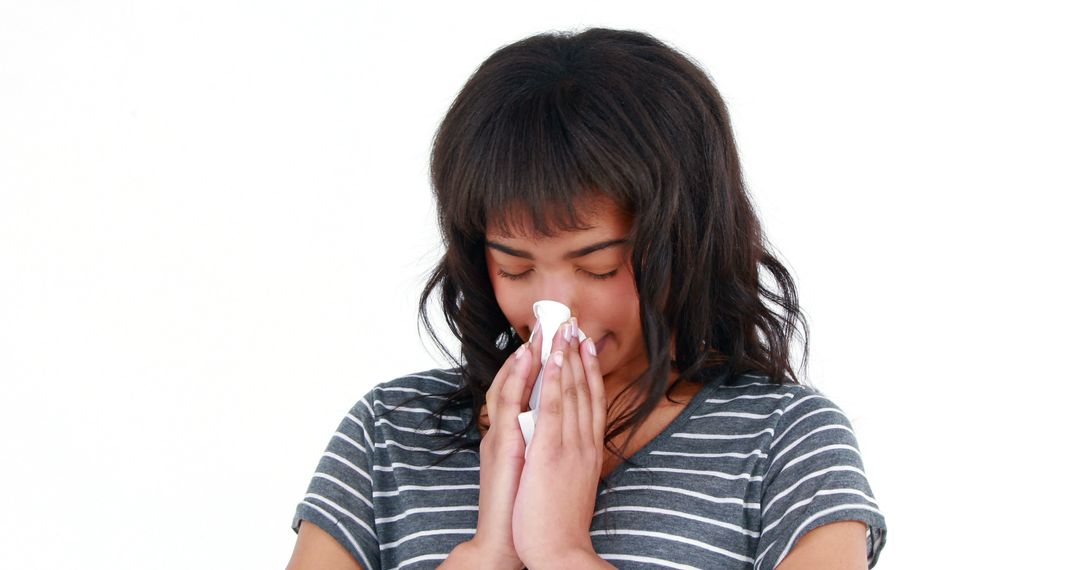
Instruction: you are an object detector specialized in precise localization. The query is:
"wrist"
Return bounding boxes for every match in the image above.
[438,541,473,569]
[526,547,615,570]
[440,539,523,570]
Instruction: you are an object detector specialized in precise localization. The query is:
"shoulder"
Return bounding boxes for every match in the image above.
[697,371,821,422]
[349,367,473,444]
[695,372,866,475]
[348,367,466,418]
[371,367,464,399]
[765,384,862,466]
[708,373,854,437]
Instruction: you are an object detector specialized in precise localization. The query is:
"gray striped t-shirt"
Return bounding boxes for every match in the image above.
[291,367,888,569]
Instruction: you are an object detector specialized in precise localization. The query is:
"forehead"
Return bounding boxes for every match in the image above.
[485,194,631,241]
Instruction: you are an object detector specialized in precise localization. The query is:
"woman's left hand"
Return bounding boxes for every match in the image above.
[511,317,607,567]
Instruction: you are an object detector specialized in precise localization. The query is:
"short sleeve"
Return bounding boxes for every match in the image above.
[292,391,381,570]
[754,390,888,570]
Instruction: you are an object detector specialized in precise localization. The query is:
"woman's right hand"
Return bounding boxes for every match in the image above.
[460,322,543,569]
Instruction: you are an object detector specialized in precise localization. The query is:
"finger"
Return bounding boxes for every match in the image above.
[581,336,607,448]
[559,321,584,448]
[496,342,533,434]
[521,321,543,410]
[487,318,539,429]
[564,325,590,446]
[537,323,569,448]
[484,345,519,427]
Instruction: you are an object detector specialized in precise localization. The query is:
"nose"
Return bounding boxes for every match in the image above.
[529,300,579,346]
[529,287,583,345]
[535,273,581,319]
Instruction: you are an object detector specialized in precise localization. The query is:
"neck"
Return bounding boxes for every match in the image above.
[603,356,686,417]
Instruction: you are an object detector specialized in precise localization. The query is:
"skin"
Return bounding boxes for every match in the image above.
[482,195,672,411]
[472,310,611,569]
[285,194,870,569]
[479,195,697,480]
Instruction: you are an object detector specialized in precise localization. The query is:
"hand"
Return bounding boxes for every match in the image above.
[464,320,544,570]
[511,317,607,567]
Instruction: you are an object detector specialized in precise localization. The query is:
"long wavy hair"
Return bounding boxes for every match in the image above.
[389,27,809,480]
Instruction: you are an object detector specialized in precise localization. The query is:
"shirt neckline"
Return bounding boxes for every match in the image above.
[598,374,724,483]
[462,366,732,474]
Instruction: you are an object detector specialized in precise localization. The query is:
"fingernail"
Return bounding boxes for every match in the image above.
[562,321,572,342]
[551,350,564,367]
[585,337,597,357]
[516,344,526,359]
[570,317,579,340]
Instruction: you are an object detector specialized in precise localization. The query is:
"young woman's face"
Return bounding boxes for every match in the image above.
[485,195,648,385]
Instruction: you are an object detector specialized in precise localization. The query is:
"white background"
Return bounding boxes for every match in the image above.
[2,1,1077,568]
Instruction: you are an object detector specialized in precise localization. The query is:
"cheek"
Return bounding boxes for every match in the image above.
[589,271,641,330]
[490,279,532,333]
[616,277,642,323]
[486,258,516,316]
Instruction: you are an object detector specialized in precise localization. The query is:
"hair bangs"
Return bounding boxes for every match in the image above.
[442,63,644,242]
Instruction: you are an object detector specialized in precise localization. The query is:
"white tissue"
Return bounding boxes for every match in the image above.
[517,300,588,455]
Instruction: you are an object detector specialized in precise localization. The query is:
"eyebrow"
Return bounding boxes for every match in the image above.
[485,237,629,260]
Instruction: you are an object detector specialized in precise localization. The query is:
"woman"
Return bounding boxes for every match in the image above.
[287,27,887,570]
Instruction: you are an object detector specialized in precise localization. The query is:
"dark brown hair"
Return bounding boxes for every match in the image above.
[395,27,809,479]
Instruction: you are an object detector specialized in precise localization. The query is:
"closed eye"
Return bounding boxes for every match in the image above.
[496,268,618,281]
